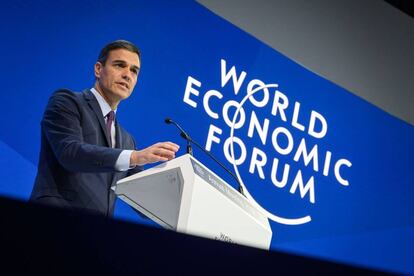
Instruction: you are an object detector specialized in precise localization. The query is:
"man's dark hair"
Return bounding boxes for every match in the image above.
[97,40,141,65]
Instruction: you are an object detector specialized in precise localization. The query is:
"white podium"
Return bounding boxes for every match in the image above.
[113,154,272,250]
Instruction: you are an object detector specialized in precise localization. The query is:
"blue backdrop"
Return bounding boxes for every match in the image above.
[1,1,413,273]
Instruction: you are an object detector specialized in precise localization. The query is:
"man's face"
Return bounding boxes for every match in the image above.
[94,48,140,107]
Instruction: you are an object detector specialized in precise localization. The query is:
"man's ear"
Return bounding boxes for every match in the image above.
[94,62,103,79]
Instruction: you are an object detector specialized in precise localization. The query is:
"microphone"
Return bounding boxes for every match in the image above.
[165,118,193,155]
[165,118,245,197]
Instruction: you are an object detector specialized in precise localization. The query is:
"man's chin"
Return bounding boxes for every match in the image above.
[113,87,132,98]
[117,91,132,101]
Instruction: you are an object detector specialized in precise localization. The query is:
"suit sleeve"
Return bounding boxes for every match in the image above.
[42,90,123,173]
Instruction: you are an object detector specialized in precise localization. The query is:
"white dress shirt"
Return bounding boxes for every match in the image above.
[91,88,133,171]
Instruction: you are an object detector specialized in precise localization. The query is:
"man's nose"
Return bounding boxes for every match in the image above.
[122,68,132,82]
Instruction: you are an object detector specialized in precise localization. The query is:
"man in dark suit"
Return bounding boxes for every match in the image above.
[30,40,179,216]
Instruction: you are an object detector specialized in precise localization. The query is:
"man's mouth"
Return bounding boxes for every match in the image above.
[116,82,129,89]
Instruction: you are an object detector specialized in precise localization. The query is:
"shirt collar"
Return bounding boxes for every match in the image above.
[90,87,117,117]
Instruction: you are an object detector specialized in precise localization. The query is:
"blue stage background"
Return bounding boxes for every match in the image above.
[1,1,413,273]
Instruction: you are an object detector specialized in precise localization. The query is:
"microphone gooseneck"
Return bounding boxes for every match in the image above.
[164,118,245,197]
[165,118,193,155]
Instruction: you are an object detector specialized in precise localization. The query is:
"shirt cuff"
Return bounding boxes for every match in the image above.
[115,150,134,171]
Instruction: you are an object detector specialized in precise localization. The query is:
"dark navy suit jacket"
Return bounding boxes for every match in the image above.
[30,89,142,216]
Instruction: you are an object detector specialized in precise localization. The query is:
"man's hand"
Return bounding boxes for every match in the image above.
[130,142,180,166]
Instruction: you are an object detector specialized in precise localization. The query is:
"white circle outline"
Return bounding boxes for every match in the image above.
[229,84,312,225]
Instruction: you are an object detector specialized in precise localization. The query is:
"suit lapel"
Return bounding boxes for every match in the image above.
[83,89,112,147]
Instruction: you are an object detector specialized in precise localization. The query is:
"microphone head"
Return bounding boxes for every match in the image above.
[164,118,172,124]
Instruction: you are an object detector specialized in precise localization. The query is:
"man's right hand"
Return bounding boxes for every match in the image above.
[130,141,180,166]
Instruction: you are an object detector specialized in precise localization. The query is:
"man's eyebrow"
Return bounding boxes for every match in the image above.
[111,59,127,64]
[112,59,140,70]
